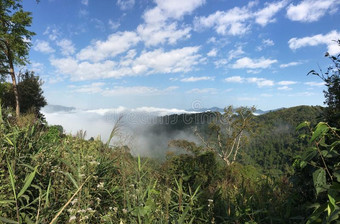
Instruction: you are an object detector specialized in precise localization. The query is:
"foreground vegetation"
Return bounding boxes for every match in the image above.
[0,105,339,223]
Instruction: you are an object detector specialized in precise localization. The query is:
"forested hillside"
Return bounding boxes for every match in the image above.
[151,105,324,173]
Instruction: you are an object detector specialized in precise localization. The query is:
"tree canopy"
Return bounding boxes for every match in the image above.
[0,0,35,117]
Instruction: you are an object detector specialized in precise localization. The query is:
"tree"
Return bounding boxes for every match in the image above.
[195,106,256,165]
[0,70,46,117]
[0,0,35,117]
[309,40,340,128]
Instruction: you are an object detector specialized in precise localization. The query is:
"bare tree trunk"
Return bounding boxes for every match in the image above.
[9,63,20,117]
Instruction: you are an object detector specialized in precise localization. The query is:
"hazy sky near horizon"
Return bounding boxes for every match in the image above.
[23,0,340,111]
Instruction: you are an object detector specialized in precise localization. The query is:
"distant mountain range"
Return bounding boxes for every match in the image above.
[187,107,285,115]
[42,105,76,113]
[43,104,284,116]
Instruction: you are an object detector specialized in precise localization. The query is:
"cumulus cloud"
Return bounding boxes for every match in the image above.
[277,81,297,85]
[43,26,60,41]
[228,46,245,61]
[232,57,277,69]
[108,20,120,30]
[51,46,202,80]
[194,1,286,35]
[207,48,217,57]
[70,83,178,96]
[224,76,244,83]
[137,23,191,47]
[154,0,206,20]
[254,0,288,26]
[304,81,325,87]
[247,77,275,87]
[277,86,292,90]
[77,31,140,62]
[57,39,76,56]
[280,61,302,68]
[194,6,252,36]
[33,40,55,53]
[117,0,135,10]
[224,76,275,88]
[102,86,178,96]
[81,0,88,6]
[180,76,214,82]
[137,0,205,46]
[288,30,340,55]
[186,88,217,94]
[71,82,105,94]
[287,0,340,22]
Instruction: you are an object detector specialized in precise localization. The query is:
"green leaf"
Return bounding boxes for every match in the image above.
[17,166,37,198]
[60,172,79,189]
[296,121,310,131]
[7,161,17,200]
[310,122,329,143]
[0,216,18,224]
[313,168,327,196]
[0,200,15,204]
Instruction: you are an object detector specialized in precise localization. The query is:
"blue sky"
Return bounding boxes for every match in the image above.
[23,0,340,111]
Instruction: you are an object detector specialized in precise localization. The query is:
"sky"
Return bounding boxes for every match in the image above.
[22,0,340,112]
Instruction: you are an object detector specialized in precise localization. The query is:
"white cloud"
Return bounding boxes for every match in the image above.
[257,39,275,51]
[108,20,120,30]
[91,18,105,31]
[277,81,297,85]
[180,76,214,82]
[57,39,75,56]
[43,26,60,41]
[254,0,288,26]
[77,31,140,62]
[137,22,191,47]
[117,0,135,10]
[33,40,55,53]
[51,47,201,80]
[194,6,252,36]
[73,82,105,94]
[280,61,302,68]
[132,47,201,75]
[263,38,275,46]
[224,76,244,83]
[304,81,325,87]
[138,0,204,47]
[228,46,245,61]
[225,76,274,87]
[102,86,178,96]
[207,48,217,57]
[194,1,286,35]
[70,83,178,96]
[287,0,340,22]
[232,57,277,69]
[277,86,292,91]
[81,0,88,6]
[154,0,206,20]
[247,77,275,87]
[288,30,340,55]
[30,62,44,73]
[187,88,217,94]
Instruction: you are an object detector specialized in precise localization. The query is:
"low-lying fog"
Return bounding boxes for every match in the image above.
[42,105,200,158]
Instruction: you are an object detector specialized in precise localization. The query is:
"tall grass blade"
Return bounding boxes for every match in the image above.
[49,176,91,224]
[7,160,17,200]
[17,166,38,198]
[0,216,18,224]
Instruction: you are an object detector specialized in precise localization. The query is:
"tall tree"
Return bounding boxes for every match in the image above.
[309,40,340,128]
[0,0,35,117]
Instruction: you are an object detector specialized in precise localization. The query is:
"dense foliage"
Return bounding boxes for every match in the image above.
[0,70,47,117]
[0,0,35,117]
[1,104,336,223]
